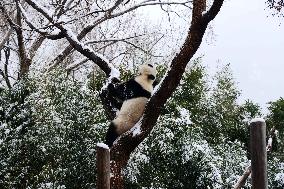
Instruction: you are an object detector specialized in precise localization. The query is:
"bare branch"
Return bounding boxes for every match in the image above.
[48,0,193,70]
[1,0,31,79]
[65,57,88,72]
[18,3,65,40]
[27,0,77,60]
[102,1,193,22]
[0,46,12,88]
[108,0,125,13]
[0,28,13,50]
[234,166,252,189]
[84,33,148,45]
[28,35,45,60]
[24,0,116,77]
[18,1,72,41]
[118,40,162,57]
[85,35,163,58]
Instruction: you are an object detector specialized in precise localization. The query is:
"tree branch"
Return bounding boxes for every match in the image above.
[233,166,252,189]
[65,57,88,72]
[24,0,116,77]
[0,46,12,88]
[27,0,78,60]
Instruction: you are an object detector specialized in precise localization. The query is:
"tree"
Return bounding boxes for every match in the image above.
[1,0,225,187]
[266,97,284,157]
[108,1,225,187]
[267,0,284,16]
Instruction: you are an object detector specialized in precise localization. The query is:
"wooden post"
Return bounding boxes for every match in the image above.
[97,143,110,189]
[250,118,268,189]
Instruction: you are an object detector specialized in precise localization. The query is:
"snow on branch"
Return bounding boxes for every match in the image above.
[97,143,110,150]
[64,28,119,78]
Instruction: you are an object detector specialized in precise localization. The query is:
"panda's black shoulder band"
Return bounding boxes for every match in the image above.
[126,79,151,99]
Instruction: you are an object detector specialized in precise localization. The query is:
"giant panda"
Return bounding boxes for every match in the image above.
[105,63,157,147]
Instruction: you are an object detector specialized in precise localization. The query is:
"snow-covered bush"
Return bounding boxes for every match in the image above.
[0,64,283,188]
[125,113,251,189]
[0,70,107,188]
[269,158,284,188]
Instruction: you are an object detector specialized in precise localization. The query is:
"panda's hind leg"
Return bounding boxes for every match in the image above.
[105,122,119,148]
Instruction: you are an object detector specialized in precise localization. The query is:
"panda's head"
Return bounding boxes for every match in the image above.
[138,64,157,81]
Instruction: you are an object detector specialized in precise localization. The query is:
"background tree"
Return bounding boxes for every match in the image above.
[266,97,284,159]
[267,0,284,16]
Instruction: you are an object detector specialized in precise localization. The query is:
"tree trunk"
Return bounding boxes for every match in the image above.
[15,3,31,79]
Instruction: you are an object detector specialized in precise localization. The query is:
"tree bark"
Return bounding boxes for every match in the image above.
[15,2,31,79]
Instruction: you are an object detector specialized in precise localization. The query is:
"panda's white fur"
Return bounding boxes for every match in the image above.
[105,64,156,147]
[113,97,148,134]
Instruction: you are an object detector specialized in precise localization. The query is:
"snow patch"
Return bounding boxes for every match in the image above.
[131,117,143,137]
[132,125,141,136]
[89,148,96,154]
[176,108,192,125]
[250,117,265,123]
[268,138,272,146]
[109,65,120,79]
[275,173,284,185]
[97,143,109,150]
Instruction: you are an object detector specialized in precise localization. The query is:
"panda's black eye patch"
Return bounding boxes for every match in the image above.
[147,64,153,67]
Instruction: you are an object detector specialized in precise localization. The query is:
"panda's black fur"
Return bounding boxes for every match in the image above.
[104,64,156,147]
[108,78,151,102]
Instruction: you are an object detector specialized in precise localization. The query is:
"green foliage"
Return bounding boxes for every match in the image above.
[266,97,284,159]
[267,97,284,132]
[0,62,283,188]
[164,58,208,117]
[0,80,36,188]
[0,70,107,188]
[125,114,250,188]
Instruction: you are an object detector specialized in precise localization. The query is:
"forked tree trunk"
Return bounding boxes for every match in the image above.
[108,0,225,188]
